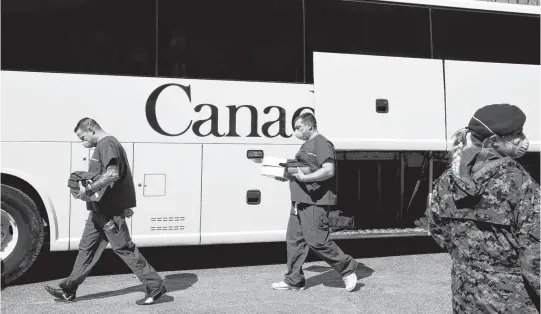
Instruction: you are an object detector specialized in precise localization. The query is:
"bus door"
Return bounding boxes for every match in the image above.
[195,81,314,245]
[199,144,300,245]
[312,52,447,152]
[311,52,447,229]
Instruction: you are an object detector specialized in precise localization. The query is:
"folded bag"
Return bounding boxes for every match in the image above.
[67,171,105,202]
[280,151,323,193]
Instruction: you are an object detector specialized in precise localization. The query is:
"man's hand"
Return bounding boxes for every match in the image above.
[124,208,134,218]
[75,181,92,202]
[292,167,307,182]
[275,172,295,182]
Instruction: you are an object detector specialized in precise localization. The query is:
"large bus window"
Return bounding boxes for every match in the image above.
[1,0,156,76]
[157,0,304,83]
[432,8,540,65]
[305,0,432,83]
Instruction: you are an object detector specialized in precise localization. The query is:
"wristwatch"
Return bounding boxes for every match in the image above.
[85,183,94,196]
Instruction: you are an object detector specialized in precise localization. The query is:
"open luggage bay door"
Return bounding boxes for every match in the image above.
[312,52,446,151]
[444,60,540,152]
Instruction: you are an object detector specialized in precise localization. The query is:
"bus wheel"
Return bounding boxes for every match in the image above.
[1,184,44,285]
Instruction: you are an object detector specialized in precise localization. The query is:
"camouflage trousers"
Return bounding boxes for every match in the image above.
[451,262,538,313]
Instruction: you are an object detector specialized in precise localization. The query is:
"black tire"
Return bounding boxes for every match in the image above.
[1,184,45,285]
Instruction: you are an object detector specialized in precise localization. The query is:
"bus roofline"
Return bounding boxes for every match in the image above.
[1,168,67,251]
[376,0,541,15]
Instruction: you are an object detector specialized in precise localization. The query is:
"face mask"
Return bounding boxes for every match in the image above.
[294,123,312,141]
[79,128,96,148]
[507,136,529,159]
[485,135,529,159]
[82,141,94,148]
[294,130,304,140]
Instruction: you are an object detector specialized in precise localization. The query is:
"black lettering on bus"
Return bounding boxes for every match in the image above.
[147,83,315,138]
[262,106,289,138]
[226,105,260,137]
[146,83,193,136]
[192,104,225,137]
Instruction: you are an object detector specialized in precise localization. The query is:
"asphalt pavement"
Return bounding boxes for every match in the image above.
[2,251,453,314]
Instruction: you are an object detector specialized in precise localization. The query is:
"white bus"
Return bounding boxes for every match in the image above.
[1,0,539,285]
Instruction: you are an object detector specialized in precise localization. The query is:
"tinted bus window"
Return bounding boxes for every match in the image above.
[157,0,304,83]
[305,0,432,83]
[432,8,540,65]
[1,0,156,76]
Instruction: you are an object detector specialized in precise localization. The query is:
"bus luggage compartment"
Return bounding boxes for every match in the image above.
[330,151,449,239]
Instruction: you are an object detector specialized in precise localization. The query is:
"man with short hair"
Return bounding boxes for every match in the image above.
[272,112,359,291]
[45,117,167,305]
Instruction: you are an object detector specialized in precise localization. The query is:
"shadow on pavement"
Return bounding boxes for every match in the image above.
[304,262,374,291]
[9,236,442,287]
[76,273,197,302]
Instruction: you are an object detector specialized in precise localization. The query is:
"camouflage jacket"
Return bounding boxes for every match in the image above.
[427,147,540,301]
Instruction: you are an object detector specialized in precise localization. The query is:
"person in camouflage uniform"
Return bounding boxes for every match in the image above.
[426,104,540,313]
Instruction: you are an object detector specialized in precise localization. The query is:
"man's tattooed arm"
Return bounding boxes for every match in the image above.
[88,164,120,192]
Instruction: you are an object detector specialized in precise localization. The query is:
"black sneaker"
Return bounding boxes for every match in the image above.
[45,286,76,302]
[135,286,168,305]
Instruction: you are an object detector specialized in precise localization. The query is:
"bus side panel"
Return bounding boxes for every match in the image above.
[68,143,134,249]
[0,70,313,146]
[130,143,202,246]
[444,60,540,152]
[313,52,447,151]
[1,142,71,249]
[200,144,299,244]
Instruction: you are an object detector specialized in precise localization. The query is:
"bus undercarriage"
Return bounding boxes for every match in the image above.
[329,151,540,239]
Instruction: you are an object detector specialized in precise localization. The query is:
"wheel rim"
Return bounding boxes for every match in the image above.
[0,208,19,260]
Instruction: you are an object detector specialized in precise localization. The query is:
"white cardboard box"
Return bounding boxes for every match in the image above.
[261,156,287,179]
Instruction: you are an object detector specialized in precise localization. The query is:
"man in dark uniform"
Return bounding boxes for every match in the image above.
[45,118,167,305]
[272,112,358,291]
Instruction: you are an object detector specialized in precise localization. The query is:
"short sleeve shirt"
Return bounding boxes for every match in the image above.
[289,134,337,205]
[87,136,136,215]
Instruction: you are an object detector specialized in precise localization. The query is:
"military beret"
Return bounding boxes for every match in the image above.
[467,104,526,141]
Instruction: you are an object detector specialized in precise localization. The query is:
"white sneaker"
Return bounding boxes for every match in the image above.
[343,272,357,292]
[271,281,306,291]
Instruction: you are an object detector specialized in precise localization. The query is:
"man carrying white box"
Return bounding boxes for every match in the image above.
[270,112,359,292]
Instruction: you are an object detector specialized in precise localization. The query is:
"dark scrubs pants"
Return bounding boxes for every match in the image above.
[59,211,163,296]
[284,203,358,287]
